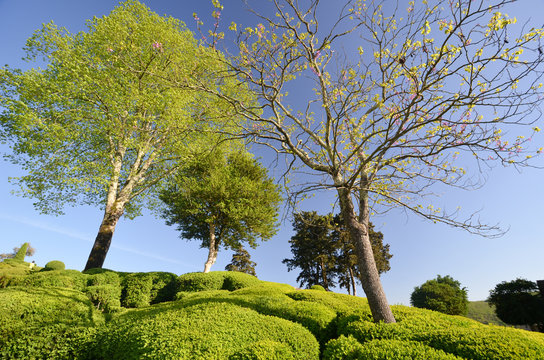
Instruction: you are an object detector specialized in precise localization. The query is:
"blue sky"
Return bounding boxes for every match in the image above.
[0,0,543,305]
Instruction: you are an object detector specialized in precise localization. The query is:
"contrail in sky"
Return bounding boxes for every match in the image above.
[0,212,198,269]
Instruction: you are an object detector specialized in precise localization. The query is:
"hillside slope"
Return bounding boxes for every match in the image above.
[1,261,544,359]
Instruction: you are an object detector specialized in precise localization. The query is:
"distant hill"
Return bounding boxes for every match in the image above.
[465,300,507,326]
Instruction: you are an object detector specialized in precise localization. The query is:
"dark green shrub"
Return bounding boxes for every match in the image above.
[310,284,326,291]
[178,271,226,292]
[90,302,319,359]
[88,271,121,287]
[148,271,179,303]
[43,260,66,271]
[411,275,468,315]
[287,289,370,316]
[229,340,295,360]
[121,273,153,308]
[86,284,122,312]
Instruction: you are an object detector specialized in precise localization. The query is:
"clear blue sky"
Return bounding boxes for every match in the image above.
[0,0,543,305]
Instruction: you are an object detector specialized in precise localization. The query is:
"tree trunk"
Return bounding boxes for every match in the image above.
[204,222,218,273]
[320,257,329,290]
[349,266,357,296]
[335,174,395,323]
[84,205,124,271]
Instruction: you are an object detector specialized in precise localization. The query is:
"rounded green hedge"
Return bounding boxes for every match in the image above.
[338,305,544,360]
[229,340,296,360]
[90,302,320,359]
[44,260,66,271]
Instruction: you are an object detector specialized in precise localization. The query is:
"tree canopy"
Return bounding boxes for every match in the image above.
[488,278,544,331]
[283,211,391,294]
[189,0,544,323]
[410,275,469,315]
[0,0,250,270]
[160,147,281,272]
[225,247,257,277]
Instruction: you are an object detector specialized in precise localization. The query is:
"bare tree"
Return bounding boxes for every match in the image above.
[183,0,544,323]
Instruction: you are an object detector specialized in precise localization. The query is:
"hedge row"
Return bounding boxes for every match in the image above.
[338,305,544,360]
[88,302,320,359]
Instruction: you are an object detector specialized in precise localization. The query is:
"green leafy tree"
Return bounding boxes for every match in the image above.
[283,212,391,293]
[488,278,544,331]
[0,243,35,260]
[0,1,248,270]
[283,212,337,290]
[411,275,469,315]
[225,247,257,276]
[193,0,544,322]
[160,148,281,273]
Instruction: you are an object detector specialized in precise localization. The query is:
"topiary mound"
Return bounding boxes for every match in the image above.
[0,287,103,359]
[43,260,66,271]
[90,302,319,359]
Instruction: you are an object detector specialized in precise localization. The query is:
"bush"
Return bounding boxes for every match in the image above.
[178,271,226,292]
[44,260,66,271]
[322,335,366,360]
[410,275,468,315]
[86,284,122,312]
[121,272,179,308]
[121,273,153,308]
[90,302,319,359]
[222,271,262,291]
[12,243,29,262]
[5,269,88,291]
[338,305,544,360]
[229,340,295,360]
[310,284,326,291]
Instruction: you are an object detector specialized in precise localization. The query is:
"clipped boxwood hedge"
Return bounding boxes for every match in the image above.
[121,271,179,308]
[0,287,103,359]
[4,269,89,291]
[338,305,544,360]
[90,302,320,359]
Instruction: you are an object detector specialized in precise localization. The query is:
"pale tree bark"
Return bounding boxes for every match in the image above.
[349,267,357,297]
[319,257,329,290]
[335,172,396,323]
[204,222,219,273]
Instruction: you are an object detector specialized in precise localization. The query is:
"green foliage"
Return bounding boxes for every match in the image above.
[310,284,326,291]
[338,305,544,360]
[90,302,319,359]
[160,149,281,271]
[0,287,103,359]
[323,335,366,360]
[229,340,295,360]
[465,301,507,326]
[44,260,66,271]
[178,271,226,292]
[223,271,262,291]
[86,285,122,312]
[5,269,88,290]
[121,271,179,308]
[410,275,468,315]
[283,212,392,293]
[12,243,29,261]
[488,278,544,329]
[226,247,257,276]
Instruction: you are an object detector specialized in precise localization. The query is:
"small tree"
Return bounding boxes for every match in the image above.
[488,278,544,332]
[160,148,281,273]
[1,243,35,261]
[411,275,468,315]
[225,247,257,276]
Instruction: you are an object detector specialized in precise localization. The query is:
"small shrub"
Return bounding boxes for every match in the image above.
[5,269,88,291]
[310,284,326,291]
[43,260,66,271]
[121,273,153,308]
[222,271,261,291]
[229,340,295,360]
[148,271,179,303]
[12,243,29,262]
[177,271,226,292]
[322,335,365,360]
[88,271,121,287]
[86,284,122,312]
